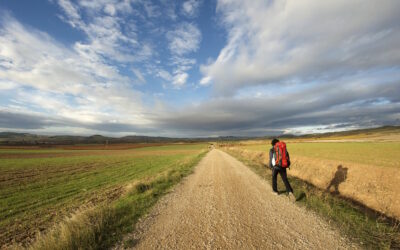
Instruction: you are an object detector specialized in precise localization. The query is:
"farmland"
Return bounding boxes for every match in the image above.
[1,127,400,249]
[237,141,400,168]
[221,141,400,217]
[219,138,400,248]
[0,144,207,248]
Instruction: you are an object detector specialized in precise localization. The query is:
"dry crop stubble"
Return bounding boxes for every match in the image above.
[219,141,400,249]
[229,142,400,218]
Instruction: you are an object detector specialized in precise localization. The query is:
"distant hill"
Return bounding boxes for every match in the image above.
[288,125,400,140]
[0,126,399,145]
[0,132,253,145]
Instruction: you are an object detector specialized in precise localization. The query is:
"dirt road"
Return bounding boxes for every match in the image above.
[124,149,356,249]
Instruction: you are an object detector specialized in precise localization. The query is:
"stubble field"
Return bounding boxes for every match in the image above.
[219,139,400,248]
[236,142,400,168]
[224,141,400,218]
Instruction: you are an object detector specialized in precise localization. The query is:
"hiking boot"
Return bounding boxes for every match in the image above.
[288,192,296,201]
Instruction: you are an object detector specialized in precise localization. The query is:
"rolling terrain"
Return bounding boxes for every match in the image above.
[1,126,400,249]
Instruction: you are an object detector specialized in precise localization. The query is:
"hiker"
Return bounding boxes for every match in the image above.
[269,138,295,199]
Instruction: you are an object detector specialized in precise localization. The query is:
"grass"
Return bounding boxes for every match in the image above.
[237,142,400,168]
[222,147,400,249]
[0,149,75,154]
[0,144,207,248]
[30,150,208,250]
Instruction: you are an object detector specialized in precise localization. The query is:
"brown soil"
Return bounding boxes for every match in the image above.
[0,143,174,151]
[119,149,356,249]
[0,148,198,159]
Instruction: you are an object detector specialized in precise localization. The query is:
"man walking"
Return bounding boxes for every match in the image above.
[269,138,295,200]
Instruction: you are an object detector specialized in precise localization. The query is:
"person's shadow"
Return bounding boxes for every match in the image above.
[326,165,348,195]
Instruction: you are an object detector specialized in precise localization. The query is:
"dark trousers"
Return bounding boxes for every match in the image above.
[272,167,293,193]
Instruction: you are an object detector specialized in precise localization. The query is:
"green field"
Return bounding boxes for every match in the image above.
[0,144,207,248]
[237,142,400,168]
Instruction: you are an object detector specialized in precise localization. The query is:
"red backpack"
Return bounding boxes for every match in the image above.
[274,141,290,168]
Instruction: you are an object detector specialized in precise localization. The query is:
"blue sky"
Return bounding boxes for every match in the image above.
[0,0,400,137]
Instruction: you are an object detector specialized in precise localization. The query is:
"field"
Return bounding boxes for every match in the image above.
[2,127,400,249]
[219,139,400,248]
[0,144,208,248]
[238,142,400,168]
[222,141,400,217]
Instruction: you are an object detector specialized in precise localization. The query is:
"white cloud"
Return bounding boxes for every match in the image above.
[104,4,116,16]
[56,0,149,63]
[163,23,201,88]
[142,1,161,18]
[182,0,201,18]
[2,0,399,137]
[157,68,188,88]
[0,14,149,126]
[199,76,212,86]
[157,69,173,81]
[201,0,400,95]
[77,0,133,15]
[166,22,201,55]
[57,0,82,27]
[163,1,177,20]
[132,68,146,83]
[0,81,16,90]
[173,72,188,87]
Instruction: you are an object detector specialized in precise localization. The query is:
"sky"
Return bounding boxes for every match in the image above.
[0,0,400,137]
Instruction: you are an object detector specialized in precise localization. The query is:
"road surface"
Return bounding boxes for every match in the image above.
[122,149,356,249]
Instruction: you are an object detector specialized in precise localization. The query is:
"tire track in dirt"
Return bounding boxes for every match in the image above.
[122,149,357,249]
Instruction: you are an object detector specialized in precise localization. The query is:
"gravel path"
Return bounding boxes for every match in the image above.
[123,149,356,249]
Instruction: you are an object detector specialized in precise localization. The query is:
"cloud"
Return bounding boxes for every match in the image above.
[181,0,201,18]
[166,22,201,55]
[57,0,82,28]
[163,23,201,87]
[156,68,189,88]
[142,1,161,18]
[201,0,400,95]
[104,4,116,16]
[155,74,400,135]
[157,69,173,81]
[56,0,149,63]
[199,76,212,86]
[56,1,202,90]
[132,68,146,83]
[172,72,188,87]
[0,110,61,129]
[0,109,155,134]
[0,13,149,128]
[1,2,400,137]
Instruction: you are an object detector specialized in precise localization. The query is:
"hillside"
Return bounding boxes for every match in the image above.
[291,125,400,141]
[0,132,252,146]
[1,126,399,145]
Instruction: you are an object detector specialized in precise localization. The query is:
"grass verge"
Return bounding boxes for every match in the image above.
[222,148,400,250]
[24,150,208,250]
